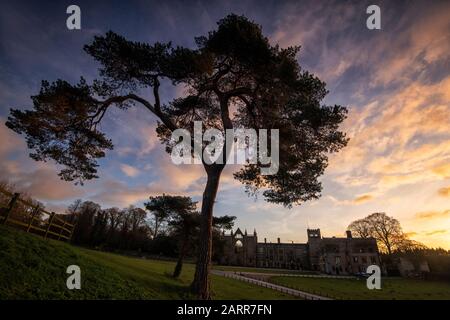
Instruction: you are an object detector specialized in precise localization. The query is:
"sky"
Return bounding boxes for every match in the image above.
[0,0,449,249]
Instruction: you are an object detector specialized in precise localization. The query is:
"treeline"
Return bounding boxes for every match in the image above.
[64,195,235,277]
[65,200,153,252]
[0,181,236,277]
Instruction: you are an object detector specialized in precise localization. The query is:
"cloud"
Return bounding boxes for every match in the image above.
[360,1,450,88]
[325,194,374,207]
[137,124,159,157]
[120,164,140,177]
[432,164,450,178]
[415,210,450,220]
[438,186,450,197]
[0,164,85,201]
[0,119,85,202]
[89,179,160,207]
[106,108,159,159]
[328,75,450,197]
[425,229,447,236]
[353,194,373,204]
[404,231,418,237]
[0,118,25,156]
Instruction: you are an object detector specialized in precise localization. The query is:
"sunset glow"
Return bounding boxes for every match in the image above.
[0,0,449,249]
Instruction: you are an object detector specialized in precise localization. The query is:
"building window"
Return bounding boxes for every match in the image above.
[234,240,243,253]
[368,247,374,253]
[370,256,377,264]
[362,257,367,263]
[353,257,358,263]
[335,256,341,265]
[359,248,365,253]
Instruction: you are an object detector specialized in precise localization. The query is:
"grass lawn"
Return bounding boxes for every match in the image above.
[269,276,450,300]
[0,225,296,299]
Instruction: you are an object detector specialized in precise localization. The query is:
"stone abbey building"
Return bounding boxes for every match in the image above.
[219,228,380,275]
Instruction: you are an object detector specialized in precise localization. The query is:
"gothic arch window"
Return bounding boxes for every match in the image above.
[235,240,243,253]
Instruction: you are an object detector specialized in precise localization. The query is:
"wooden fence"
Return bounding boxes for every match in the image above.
[0,186,75,241]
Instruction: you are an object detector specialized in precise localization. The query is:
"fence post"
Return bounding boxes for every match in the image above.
[27,205,40,232]
[57,220,67,240]
[2,192,20,225]
[44,212,55,239]
[68,222,76,242]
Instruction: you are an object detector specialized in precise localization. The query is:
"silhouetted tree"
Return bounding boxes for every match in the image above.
[90,208,109,246]
[348,212,412,254]
[211,215,237,263]
[127,206,150,249]
[348,218,372,238]
[69,201,101,245]
[6,14,348,298]
[104,207,122,246]
[170,211,236,278]
[170,211,199,278]
[145,194,174,238]
[144,195,198,277]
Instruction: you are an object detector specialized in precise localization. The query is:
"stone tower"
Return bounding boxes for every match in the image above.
[307,228,322,270]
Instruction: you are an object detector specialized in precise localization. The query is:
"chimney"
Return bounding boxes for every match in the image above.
[346,230,352,238]
[277,237,280,244]
[264,238,267,243]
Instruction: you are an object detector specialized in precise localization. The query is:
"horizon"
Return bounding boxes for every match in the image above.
[1,0,449,249]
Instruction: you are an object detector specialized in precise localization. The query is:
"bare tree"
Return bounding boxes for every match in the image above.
[348,218,372,238]
[348,212,406,254]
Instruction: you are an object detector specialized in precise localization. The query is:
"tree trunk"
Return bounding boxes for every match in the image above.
[190,166,222,299]
[386,242,392,255]
[173,232,189,278]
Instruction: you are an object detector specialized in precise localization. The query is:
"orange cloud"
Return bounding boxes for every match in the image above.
[415,210,450,220]
[120,164,140,177]
[329,75,450,196]
[432,164,450,178]
[438,186,450,197]
[8,166,85,201]
[404,231,418,237]
[425,229,447,236]
[353,194,373,204]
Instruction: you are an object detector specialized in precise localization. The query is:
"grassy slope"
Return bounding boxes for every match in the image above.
[270,276,450,300]
[0,226,295,299]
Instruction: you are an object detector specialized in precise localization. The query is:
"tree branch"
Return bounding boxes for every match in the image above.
[94,94,178,132]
